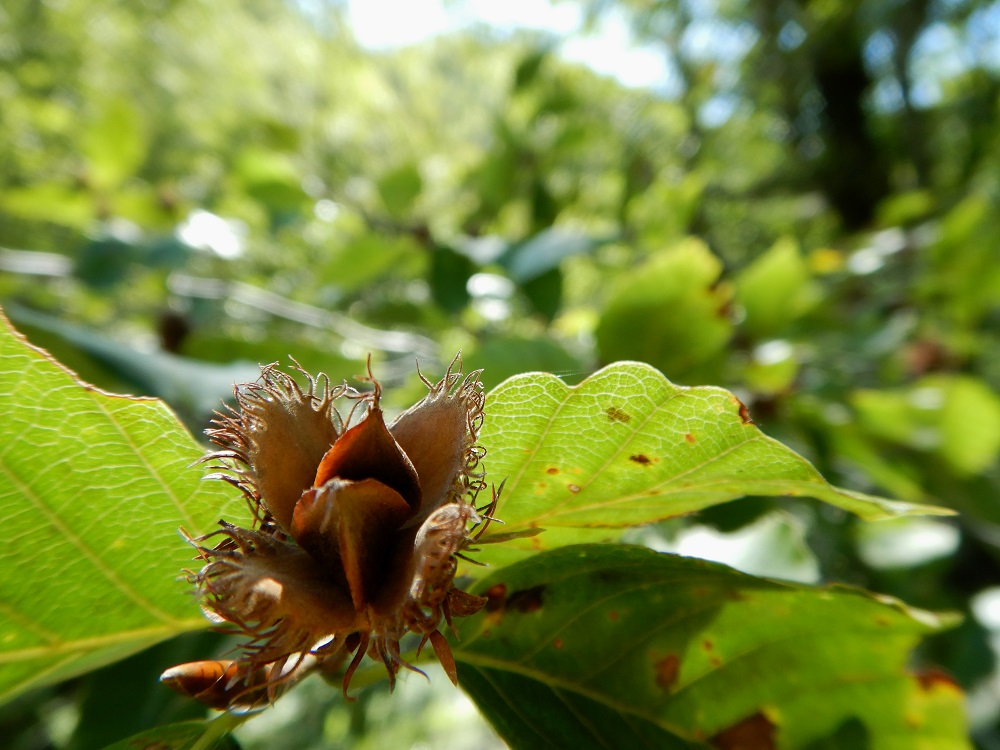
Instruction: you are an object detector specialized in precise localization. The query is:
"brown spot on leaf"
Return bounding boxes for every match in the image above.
[685,433,696,443]
[914,668,961,693]
[629,454,651,465]
[733,396,753,425]
[703,639,714,651]
[875,616,891,627]
[606,406,631,423]
[554,639,564,650]
[609,610,619,620]
[567,483,581,493]
[484,583,507,613]
[546,467,560,475]
[710,712,776,750]
[711,656,722,668]
[507,585,546,613]
[654,654,680,691]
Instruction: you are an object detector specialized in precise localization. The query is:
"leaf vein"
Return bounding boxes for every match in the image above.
[0,620,206,665]
[537,385,690,520]
[472,665,563,747]
[87,395,198,530]
[458,654,693,739]
[531,437,765,524]
[0,457,185,626]
[0,599,61,644]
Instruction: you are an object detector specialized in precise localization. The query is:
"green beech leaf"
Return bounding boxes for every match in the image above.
[478,362,947,545]
[852,374,1000,476]
[0,311,234,704]
[377,162,423,219]
[6,305,261,427]
[734,236,820,340]
[595,239,732,376]
[0,183,94,228]
[455,545,968,749]
[101,718,243,750]
[81,98,147,192]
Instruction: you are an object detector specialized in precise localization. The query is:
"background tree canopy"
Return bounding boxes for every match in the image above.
[1,0,999,747]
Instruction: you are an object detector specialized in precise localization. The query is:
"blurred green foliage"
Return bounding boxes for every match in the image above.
[2,0,1000,746]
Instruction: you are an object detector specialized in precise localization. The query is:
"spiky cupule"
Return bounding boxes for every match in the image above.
[175,355,494,707]
[203,362,348,529]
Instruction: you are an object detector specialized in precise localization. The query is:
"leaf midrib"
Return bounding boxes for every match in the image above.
[457,652,704,740]
[0,619,207,665]
[87,393,199,531]
[458,649,912,743]
[0,451,185,626]
[536,379,691,522]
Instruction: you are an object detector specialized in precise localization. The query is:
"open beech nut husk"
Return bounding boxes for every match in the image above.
[161,355,503,710]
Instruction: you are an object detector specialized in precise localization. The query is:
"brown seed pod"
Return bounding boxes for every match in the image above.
[162,355,500,709]
[159,656,317,711]
[405,481,503,632]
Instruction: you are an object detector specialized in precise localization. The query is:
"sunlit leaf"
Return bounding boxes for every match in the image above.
[852,375,1000,476]
[877,189,934,226]
[0,311,234,704]
[456,545,968,749]
[322,233,426,291]
[595,239,732,377]
[478,361,946,552]
[81,98,147,192]
[236,148,308,216]
[924,194,1000,325]
[734,236,820,340]
[6,306,260,428]
[0,183,94,229]
[377,162,423,219]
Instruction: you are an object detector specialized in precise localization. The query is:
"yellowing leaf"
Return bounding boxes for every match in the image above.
[456,545,969,749]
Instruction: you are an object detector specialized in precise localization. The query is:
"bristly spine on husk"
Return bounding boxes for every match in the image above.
[161,355,500,710]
